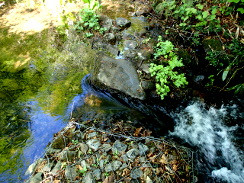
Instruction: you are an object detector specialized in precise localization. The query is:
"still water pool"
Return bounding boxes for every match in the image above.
[0,26,90,182]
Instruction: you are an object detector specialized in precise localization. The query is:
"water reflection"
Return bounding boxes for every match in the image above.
[0,101,66,183]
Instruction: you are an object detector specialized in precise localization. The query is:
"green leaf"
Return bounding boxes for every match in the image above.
[211,7,218,15]
[82,0,90,3]
[226,83,244,94]
[227,0,240,3]
[202,11,209,19]
[222,66,231,81]
[196,4,204,10]
[237,8,244,14]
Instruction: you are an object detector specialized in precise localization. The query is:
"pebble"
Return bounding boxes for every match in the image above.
[112,140,127,154]
[126,148,139,160]
[87,139,101,151]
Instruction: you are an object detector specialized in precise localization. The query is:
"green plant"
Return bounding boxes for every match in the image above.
[227,0,244,14]
[150,37,188,100]
[104,172,110,177]
[72,139,79,144]
[82,0,101,11]
[74,8,106,35]
[79,166,87,175]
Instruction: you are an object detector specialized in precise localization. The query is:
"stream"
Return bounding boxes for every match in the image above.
[0,28,243,183]
[1,73,243,183]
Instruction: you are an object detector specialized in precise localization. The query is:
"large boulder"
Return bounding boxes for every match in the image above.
[92,55,145,100]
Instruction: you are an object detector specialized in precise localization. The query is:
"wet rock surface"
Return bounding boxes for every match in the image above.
[26,120,193,182]
[94,55,146,100]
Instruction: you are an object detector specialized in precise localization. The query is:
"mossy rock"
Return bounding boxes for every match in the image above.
[126,17,149,37]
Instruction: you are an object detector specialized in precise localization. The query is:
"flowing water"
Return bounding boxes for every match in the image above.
[170,102,244,183]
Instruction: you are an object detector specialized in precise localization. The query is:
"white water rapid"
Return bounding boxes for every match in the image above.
[171,102,244,183]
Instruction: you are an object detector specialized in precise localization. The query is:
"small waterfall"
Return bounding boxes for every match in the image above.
[170,102,244,183]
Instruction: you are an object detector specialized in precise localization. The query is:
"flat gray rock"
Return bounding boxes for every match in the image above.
[131,168,143,179]
[82,172,95,183]
[126,148,139,160]
[87,139,101,151]
[65,165,77,181]
[112,140,128,154]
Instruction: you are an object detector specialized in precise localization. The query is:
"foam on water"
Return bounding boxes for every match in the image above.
[171,102,244,183]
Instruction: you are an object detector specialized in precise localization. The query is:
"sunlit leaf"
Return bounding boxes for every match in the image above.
[222,66,231,81]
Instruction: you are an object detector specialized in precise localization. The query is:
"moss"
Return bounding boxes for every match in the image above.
[99,0,134,19]
[126,18,149,36]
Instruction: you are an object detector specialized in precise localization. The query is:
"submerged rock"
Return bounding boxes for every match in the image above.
[93,55,145,100]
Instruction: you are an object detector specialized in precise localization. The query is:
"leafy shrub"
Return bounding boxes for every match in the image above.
[150,37,188,100]
[74,7,106,36]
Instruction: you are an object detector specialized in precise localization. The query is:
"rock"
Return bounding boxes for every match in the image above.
[112,140,128,155]
[87,132,97,139]
[119,163,128,170]
[42,162,54,172]
[94,55,145,100]
[123,49,137,59]
[194,75,205,84]
[93,168,101,180]
[126,149,139,160]
[141,80,154,90]
[87,139,101,151]
[122,30,136,40]
[83,172,95,183]
[79,143,89,154]
[100,16,113,31]
[104,33,116,44]
[140,63,150,74]
[121,154,129,162]
[59,150,77,161]
[25,160,39,175]
[105,44,119,56]
[80,160,90,169]
[137,50,152,62]
[131,168,143,179]
[105,163,113,172]
[65,165,77,181]
[116,18,131,28]
[135,5,152,16]
[125,17,149,37]
[112,160,122,171]
[50,135,66,149]
[29,172,43,183]
[99,159,105,170]
[138,143,149,155]
[93,41,119,57]
[45,147,61,155]
[124,40,138,50]
[139,157,147,163]
[101,143,112,152]
[146,176,153,183]
[51,161,62,174]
